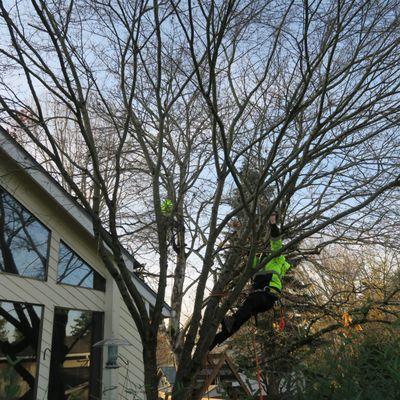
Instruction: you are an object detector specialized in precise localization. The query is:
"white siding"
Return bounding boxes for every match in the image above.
[118,296,145,400]
[0,155,146,399]
[0,272,105,312]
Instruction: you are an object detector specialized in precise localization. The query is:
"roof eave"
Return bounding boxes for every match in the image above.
[0,127,172,318]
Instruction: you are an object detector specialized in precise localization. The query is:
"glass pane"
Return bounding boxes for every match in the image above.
[49,308,103,400]
[57,242,105,291]
[0,300,43,400]
[0,186,50,280]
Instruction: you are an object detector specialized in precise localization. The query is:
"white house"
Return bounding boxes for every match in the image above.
[0,127,171,400]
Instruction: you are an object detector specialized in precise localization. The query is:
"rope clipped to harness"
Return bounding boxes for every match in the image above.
[277,298,285,332]
[252,331,264,400]
[279,301,285,332]
[278,315,285,332]
[252,316,264,400]
[250,297,286,400]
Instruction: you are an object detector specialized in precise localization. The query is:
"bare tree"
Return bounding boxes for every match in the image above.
[227,244,400,399]
[1,1,400,399]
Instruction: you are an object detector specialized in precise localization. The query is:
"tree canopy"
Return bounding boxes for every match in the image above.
[1,1,400,399]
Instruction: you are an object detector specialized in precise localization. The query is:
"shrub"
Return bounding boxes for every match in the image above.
[294,329,400,400]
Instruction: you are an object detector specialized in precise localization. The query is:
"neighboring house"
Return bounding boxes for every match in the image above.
[158,366,221,400]
[158,352,255,400]
[0,127,172,400]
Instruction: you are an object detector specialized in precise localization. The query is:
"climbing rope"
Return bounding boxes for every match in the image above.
[278,298,286,332]
[252,327,264,400]
[251,299,286,400]
[252,314,265,400]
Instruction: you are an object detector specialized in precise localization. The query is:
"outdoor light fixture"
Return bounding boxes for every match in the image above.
[93,336,131,369]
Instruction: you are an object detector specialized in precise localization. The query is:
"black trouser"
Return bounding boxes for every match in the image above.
[210,291,277,350]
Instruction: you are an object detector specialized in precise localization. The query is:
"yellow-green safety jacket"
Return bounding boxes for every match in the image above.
[161,199,173,216]
[252,236,291,294]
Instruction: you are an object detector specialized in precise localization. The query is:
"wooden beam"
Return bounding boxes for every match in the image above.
[225,354,252,396]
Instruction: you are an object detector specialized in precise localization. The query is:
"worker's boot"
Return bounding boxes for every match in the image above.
[209,316,234,351]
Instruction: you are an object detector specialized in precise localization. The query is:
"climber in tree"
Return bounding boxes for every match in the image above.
[161,198,186,255]
[210,212,291,350]
[161,198,174,217]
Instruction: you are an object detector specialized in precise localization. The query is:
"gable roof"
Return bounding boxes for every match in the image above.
[159,366,177,385]
[0,126,172,317]
[196,352,253,398]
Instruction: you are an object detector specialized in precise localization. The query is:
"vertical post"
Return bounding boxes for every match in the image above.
[36,233,59,399]
[35,306,54,400]
[103,277,121,399]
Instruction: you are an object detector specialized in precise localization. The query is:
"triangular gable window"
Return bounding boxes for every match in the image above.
[0,185,50,280]
[57,241,105,291]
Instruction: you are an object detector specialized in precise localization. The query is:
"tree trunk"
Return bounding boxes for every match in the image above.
[170,210,187,361]
[143,333,161,400]
[172,356,206,400]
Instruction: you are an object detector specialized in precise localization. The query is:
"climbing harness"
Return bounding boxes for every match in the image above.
[251,285,281,298]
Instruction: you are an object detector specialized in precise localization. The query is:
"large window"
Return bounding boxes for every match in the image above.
[57,242,106,291]
[0,300,43,400]
[49,308,103,400]
[0,186,50,280]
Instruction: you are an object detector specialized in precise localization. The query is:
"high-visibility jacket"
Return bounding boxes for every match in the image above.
[252,236,291,293]
[161,199,173,216]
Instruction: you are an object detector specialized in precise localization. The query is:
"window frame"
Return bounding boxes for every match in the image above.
[56,240,106,292]
[0,183,51,282]
[49,306,104,400]
[0,298,45,400]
